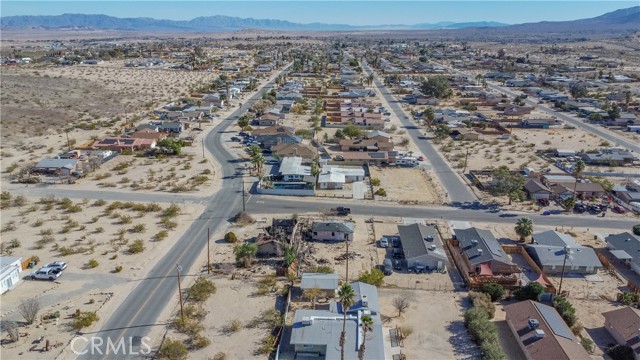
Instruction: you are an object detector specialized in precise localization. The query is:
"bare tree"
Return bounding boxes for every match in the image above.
[4,320,19,342]
[303,287,323,310]
[392,295,412,317]
[18,298,40,324]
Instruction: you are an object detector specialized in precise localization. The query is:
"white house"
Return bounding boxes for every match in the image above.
[1,256,22,294]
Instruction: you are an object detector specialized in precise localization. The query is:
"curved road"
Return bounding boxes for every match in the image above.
[77,69,287,359]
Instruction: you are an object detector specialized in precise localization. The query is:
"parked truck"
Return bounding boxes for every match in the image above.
[330,207,351,216]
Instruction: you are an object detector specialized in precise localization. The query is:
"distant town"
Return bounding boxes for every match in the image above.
[1,5,639,360]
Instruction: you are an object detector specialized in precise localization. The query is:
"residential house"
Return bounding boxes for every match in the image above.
[339,138,394,152]
[504,300,591,360]
[276,91,304,101]
[502,105,533,116]
[129,128,168,141]
[290,281,384,359]
[251,125,294,136]
[311,221,355,242]
[524,178,552,200]
[340,151,397,166]
[520,119,561,129]
[581,150,635,165]
[1,256,22,293]
[255,233,282,257]
[543,175,606,199]
[271,143,316,163]
[398,224,448,270]
[450,128,481,141]
[607,112,638,127]
[602,307,640,359]
[612,184,640,205]
[276,100,294,113]
[255,113,280,127]
[606,232,640,276]
[94,137,156,153]
[33,158,79,176]
[527,230,602,275]
[254,134,302,150]
[300,273,339,298]
[278,157,315,183]
[453,227,519,275]
[318,165,365,190]
[202,94,224,107]
[365,130,392,142]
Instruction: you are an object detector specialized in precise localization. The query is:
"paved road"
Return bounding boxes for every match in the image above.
[363,65,478,203]
[77,68,288,359]
[246,195,638,230]
[487,83,640,153]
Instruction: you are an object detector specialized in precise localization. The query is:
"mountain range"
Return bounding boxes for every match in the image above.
[1,6,638,33]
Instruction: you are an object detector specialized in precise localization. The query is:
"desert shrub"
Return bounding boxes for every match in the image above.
[93,199,107,207]
[213,353,226,360]
[358,268,385,287]
[86,259,99,269]
[398,325,413,339]
[553,296,577,327]
[470,292,496,319]
[113,265,123,273]
[375,188,387,197]
[13,195,27,207]
[18,298,40,324]
[370,178,381,186]
[223,319,242,334]
[308,265,334,273]
[231,211,254,225]
[514,282,544,301]
[94,227,104,233]
[153,230,169,241]
[190,334,210,349]
[119,214,132,224]
[160,217,178,230]
[131,224,146,233]
[71,311,99,330]
[464,296,505,360]
[173,317,204,336]
[67,204,83,213]
[128,239,145,254]
[256,334,276,355]
[188,277,216,302]
[224,231,238,243]
[4,321,19,342]
[481,283,505,302]
[162,203,181,217]
[158,338,188,360]
[183,304,207,321]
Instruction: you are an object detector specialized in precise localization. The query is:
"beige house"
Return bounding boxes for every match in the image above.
[602,307,640,359]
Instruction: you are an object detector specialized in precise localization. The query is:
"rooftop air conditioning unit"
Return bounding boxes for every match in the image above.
[361,295,368,307]
[528,319,540,329]
[534,329,545,339]
[302,317,312,326]
[471,239,479,245]
[477,249,483,255]
[431,244,437,251]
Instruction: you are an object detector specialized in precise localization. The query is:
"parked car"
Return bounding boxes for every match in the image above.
[391,236,400,248]
[612,206,626,214]
[43,261,67,271]
[265,159,279,165]
[379,237,389,248]
[383,259,393,276]
[417,156,425,161]
[193,127,203,131]
[538,198,549,206]
[231,137,242,142]
[31,267,61,281]
[239,131,250,137]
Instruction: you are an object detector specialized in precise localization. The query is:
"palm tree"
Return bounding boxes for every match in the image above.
[572,160,586,200]
[338,283,356,360]
[514,217,534,242]
[358,315,374,360]
[367,74,374,86]
[251,153,265,176]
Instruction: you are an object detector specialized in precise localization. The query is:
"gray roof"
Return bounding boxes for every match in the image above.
[312,221,355,234]
[290,281,384,360]
[531,231,580,248]
[454,227,514,266]
[300,273,339,290]
[35,158,79,169]
[279,157,311,177]
[526,244,602,268]
[398,224,448,262]
[524,179,551,194]
[606,232,640,265]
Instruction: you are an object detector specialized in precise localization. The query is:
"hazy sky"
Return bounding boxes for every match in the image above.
[1,1,637,25]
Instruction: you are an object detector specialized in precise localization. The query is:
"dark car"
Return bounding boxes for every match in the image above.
[231,137,242,142]
[193,128,203,131]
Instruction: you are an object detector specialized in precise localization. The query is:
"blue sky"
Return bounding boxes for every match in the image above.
[1,1,636,25]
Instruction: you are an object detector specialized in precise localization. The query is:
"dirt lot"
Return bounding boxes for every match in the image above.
[369,166,445,204]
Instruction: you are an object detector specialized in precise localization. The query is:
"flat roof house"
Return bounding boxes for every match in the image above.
[33,158,79,176]
[300,273,340,298]
[504,300,590,360]
[0,256,22,294]
[398,224,448,270]
[311,221,355,242]
[453,227,519,275]
[602,307,640,359]
[290,281,384,359]
[606,232,640,276]
[527,230,602,275]
[279,156,315,183]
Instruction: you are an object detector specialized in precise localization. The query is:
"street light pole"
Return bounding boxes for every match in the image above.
[176,264,184,321]
[558,245,570,295]
[242,180,246,212]
[207,228,211,274]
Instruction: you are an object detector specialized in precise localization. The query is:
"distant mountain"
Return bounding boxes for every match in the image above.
[1,7,638,33]
[0,13,508,32]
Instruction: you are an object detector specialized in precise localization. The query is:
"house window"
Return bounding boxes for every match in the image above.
[302,344,314,349]
[332,232,335,236]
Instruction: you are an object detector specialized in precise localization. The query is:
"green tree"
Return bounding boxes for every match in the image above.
[303,287,322,309]
[358,268,385,287]
[572,160,586,199]
[338,284,356,360]
[420,75,452,99]
[569,83,588,99]
[561,197,576,211]
[251,153,265,176]
[224,231,238,243]
[334,129,346,139]
[358,315,374,360]
[433,124,450,140]
[514,282,544,301]
[342,125,363,139]
[490,166,526,204]
[608,344,634,360]
[252,100,270,117]
[422,107,436,127]
[157,139,185,155]
[608,103,621,121]
[237,116,250,131]
[515,217,534,242]
[588,113,603,122]
[482,283,505,302]
[233,243,258,268]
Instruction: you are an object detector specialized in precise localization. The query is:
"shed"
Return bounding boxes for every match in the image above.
[0,256,22,293]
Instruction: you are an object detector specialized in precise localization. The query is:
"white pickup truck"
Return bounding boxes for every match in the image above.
[31,267,61,281]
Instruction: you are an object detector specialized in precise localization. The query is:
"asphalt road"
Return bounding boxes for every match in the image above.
[364,65,478,203]
[76,69,286,359]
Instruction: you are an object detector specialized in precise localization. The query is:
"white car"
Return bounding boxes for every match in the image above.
[43,261,67,271]
[379,237,389,248]
[31,267,62,281]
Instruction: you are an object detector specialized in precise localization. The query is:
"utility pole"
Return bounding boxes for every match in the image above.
[176,264,184,321]
[463,146,470,173]
[242,180,246,212]
[65,129,71,151]
[345,235,350,283]
[557,245,570,295]
[202,137,205,158]
[207,228,211,274]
